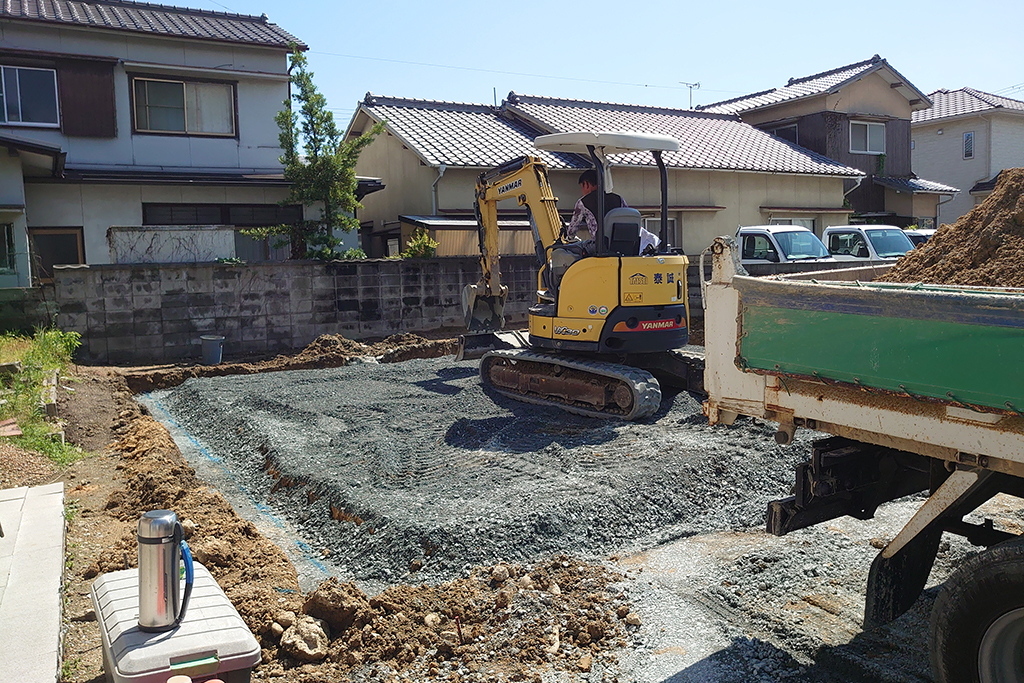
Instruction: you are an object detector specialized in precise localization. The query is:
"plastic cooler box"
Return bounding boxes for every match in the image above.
[90,562,261,683]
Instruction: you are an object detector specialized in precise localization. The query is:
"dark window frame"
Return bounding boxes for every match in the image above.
[129,73,239,139]
[28,226,85,283]
[142,203,303,227]
[963,131,975,160]
[850,120,886,155]
[0,222,15,272]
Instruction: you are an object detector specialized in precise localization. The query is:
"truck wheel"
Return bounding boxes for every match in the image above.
[930,537,1024,683]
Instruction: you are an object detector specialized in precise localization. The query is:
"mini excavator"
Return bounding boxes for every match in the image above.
[458,132,703,420]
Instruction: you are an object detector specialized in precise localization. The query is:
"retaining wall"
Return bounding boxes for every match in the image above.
[0,287,58,334]
[52,254,723,365]
[53,257,539,364]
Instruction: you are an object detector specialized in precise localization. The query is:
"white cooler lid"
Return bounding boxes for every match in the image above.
[90,563,261,683]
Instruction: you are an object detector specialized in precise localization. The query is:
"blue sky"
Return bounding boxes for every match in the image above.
[196,0,1023,127]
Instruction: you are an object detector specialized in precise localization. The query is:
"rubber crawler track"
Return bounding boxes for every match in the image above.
[480,349,662,420]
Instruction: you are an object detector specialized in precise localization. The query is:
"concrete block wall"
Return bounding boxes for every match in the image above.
[54,256,540,365]
[0,287,58,334]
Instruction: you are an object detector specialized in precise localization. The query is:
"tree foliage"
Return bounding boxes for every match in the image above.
[401,228,439,258]
[249,47,383,260]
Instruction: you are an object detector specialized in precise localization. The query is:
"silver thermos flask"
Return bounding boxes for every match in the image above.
[137,510,194,633]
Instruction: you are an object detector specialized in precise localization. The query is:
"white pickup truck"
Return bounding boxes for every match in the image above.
[701,236,1024,683]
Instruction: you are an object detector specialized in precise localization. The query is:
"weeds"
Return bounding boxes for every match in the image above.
[59,656,82,681]
[0,328,83,465]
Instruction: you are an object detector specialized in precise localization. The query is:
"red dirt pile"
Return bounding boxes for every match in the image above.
[121,333,457,393]
[880,168,1024,287]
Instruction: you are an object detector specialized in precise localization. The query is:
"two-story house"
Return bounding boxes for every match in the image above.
[698,55,958,230]
[911,88,1024,225]
[345,92,864,257]
[0,0,327,289]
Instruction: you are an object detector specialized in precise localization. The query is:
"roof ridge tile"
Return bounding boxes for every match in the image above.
[785,54,881,86]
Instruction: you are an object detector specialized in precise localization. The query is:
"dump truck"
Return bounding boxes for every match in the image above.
[701,236,1024,683]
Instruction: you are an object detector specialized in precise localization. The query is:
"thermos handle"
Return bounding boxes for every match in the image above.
[172,524,194,628]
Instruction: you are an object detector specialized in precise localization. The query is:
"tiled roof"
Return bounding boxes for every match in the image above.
[698,55,928,115]
[912,88,1024,124]
[970,171,1002,194]
[873,176,959,194]
[0,0,304,49]
[503,93,862,177]
[358,94,587,170]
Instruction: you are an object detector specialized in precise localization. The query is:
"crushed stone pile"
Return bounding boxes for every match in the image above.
[880,167,1024,287]
[158,357,810,587]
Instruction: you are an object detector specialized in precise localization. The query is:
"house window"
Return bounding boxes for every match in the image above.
[964,131,975,159]
[132,77,235,136]
[0,66,59,127]
[850,121,885,154]
[28,227,85,282]
[767,124,798,144]
[142,203,301,226]
[769,217,816,231]
[0,224,14,272]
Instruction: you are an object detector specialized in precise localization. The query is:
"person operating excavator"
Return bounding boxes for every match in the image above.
[565,169,626,239]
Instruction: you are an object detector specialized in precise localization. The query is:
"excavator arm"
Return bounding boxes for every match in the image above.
[462,156,564,332]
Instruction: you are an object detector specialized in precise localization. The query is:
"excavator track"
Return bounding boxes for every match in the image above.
[479,349,662,420]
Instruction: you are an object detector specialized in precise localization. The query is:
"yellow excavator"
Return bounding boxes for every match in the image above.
[458,132,703,420]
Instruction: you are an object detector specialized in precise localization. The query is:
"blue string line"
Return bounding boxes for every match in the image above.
[148,395,329,574]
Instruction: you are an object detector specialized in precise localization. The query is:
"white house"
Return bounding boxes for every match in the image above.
[912,88,1024,225]
[0,0,363,288]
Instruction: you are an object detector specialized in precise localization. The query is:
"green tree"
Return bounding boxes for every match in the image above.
[249,47,383,260]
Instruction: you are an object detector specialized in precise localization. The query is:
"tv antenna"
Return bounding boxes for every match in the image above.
[679,81,701,109]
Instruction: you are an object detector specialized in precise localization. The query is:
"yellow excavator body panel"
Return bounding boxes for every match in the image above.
[618,255,688,307]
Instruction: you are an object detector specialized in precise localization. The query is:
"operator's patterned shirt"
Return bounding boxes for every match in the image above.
[567,192,627,239]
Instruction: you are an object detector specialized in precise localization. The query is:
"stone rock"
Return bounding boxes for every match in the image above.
[270,622,284,638]
[303,578,373,634]
[625,612,642,627]
[578,653,593,672]
[277,611,296,628]
[491,564,509,583]
[495,588,514,609]
[519,575,535,590]
[548,581,561,596]
[424,612,442,628]
[192,537,234,567]
[180,519,198,539]
[409,559,423,572]
[279,615,330,662]
[616,605,630,619]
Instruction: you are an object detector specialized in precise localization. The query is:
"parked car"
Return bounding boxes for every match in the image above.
[737,225,834,265]
[904,228,936,246]
[822,225,915,261]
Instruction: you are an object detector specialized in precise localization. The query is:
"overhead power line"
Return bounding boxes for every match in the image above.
[308,50,743,95]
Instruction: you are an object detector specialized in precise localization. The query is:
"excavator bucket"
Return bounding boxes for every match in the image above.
[462,283,507,332]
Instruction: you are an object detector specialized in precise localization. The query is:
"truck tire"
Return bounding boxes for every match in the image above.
[930,537,1024,683]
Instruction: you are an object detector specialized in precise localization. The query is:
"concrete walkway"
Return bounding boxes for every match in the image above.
[0,483,65,683]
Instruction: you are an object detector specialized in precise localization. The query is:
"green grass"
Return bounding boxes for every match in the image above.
[0,328,84,466]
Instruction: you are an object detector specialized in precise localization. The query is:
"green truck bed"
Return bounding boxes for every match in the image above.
[734,277,1024,415]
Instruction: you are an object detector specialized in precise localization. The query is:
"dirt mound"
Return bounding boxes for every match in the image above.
[880,168,1024,287]
[121,333,457,393]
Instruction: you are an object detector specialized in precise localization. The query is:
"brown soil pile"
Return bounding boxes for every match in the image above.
[121,333,457,393]
[880,168,1024,287]
[62,373,635,683]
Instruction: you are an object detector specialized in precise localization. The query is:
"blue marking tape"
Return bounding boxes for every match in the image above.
[148,395,329,574]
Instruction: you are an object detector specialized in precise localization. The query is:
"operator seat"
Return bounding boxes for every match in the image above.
[604,207,643,255]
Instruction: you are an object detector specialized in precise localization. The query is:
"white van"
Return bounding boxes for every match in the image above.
[737,225,835,265]
[822,225,914,261]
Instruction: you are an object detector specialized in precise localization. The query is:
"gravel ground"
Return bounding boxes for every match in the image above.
[152,356,812,588]
[145,355,1024,682]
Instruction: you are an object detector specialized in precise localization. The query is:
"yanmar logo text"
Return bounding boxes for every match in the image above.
[498,178,522,195]
[554,326,581,336]
[639,319,677,331]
